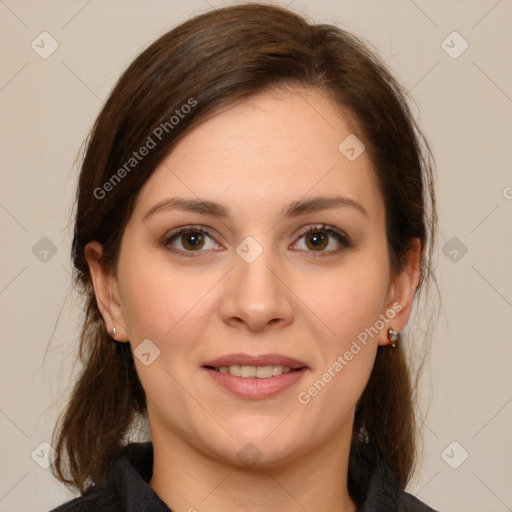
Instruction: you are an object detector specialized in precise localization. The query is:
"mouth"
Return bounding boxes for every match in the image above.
[204,364,304,378]
[202,352,308,371]
[201,353,309,399]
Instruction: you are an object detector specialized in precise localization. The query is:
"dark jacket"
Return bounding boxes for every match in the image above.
[49,442,438,512]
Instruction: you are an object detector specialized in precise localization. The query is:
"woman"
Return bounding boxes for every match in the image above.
[50,3,439,511]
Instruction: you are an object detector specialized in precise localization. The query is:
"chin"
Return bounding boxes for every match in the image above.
[220,424,304,468]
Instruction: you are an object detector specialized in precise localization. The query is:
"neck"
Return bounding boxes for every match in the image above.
[149,425,358,512]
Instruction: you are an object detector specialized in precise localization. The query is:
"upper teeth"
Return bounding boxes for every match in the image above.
[215,365,293,378]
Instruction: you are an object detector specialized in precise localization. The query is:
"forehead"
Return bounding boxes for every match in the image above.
[132,88,384,224]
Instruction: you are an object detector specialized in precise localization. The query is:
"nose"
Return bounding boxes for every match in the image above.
[219,243,294,332]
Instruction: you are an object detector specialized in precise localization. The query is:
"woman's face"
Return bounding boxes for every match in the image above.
[88,87,418,467]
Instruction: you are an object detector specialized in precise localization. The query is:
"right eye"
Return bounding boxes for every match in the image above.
[162,226,221,257]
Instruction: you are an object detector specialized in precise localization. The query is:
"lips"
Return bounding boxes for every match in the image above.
[203,366,307,399]
[202,353,308,370]
[201,353,309,399]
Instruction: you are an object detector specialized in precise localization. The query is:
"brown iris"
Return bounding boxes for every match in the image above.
[181,231,205,251]
[305,231,328,251]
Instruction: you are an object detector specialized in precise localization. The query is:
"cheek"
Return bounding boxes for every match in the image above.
[117,246,218,341]
[296,254,390,351]
[294,261,388,424]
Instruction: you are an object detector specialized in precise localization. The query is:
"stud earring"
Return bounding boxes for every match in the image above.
[387,328,400,348]
[109,327,117,339]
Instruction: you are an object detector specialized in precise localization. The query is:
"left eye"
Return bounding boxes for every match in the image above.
[292,225,351,253]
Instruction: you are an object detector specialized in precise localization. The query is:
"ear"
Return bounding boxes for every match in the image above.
[378,237,421,346]
[84,241,129,342]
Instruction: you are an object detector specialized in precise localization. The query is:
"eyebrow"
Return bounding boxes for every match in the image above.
[143,195,369,221]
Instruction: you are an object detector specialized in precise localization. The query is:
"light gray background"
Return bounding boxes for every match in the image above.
[1,1,511,511]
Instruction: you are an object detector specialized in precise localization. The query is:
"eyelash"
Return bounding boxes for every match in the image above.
[161,224,352,259]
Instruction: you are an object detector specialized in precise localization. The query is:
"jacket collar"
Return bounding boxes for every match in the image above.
[97,441,435,512]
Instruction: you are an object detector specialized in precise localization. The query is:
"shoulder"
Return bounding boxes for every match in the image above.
[350,440,441,512]
[48,442,155,512]
[402,491,440,512]
[49,442,171,512]
[48,488,119,512]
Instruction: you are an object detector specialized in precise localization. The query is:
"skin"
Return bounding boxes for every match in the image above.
[86,87,420,512]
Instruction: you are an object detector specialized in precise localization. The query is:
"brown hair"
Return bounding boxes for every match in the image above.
[52,2,437,503]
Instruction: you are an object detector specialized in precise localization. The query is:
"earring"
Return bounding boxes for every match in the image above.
[387,328,400,348]
[110,327,117,339]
